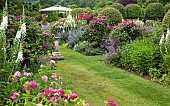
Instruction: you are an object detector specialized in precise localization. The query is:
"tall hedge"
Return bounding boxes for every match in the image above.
[98,8,122,25]
[145,3,165,20]
[125,4,143,19]
[162,10,170,31]
[117,0,137,6]
[112,3,126,18]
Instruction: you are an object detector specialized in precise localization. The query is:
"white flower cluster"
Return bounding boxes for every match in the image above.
[64,14,76,28]
[160,29,170,45]
[15,23,26,41]
[15,51,23,62]
[0,15,8,31]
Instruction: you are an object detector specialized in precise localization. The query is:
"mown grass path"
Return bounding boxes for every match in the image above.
[57,47,170,106]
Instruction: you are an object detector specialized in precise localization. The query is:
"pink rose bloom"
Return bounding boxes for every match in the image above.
[71,93,78,99]
[49,87,57,94]
[45,33,50,37]
[50,96,56,101]
[42,90,49,96]
[10,92,19,100]
[43,44,48,50]
[24,81,38,91]
[57,89,65,96]
[50,60,56,66]
[24,72,31,77]
[51,73,57,79]
[9,28,14,32]
[14,71,21,78]
[42,75,48,82]
[107,98,117,106]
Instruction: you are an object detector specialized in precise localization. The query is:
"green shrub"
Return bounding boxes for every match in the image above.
[145,3,166,20]
[72,8,85,18]
[165,3,170,12]
[98,8,122,25]
[120,38,162,75]
[125,4,143,19]
[75,41,103,56]
[162,10,170,31]
[46,11,58,23]
[111,3,126,18]
[161,54,170,73]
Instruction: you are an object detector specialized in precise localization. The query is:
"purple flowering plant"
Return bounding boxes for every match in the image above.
[109,20,142,49]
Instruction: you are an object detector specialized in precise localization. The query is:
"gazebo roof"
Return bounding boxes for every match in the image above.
[40,5,72,12]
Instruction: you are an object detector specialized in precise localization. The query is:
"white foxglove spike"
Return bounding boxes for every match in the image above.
[21,23,26,35]
[15,51,23,62]
[160,34,165,45]
[165,29,170,41]
[16,31,21,39]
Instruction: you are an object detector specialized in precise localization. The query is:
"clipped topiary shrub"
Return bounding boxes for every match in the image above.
[145,3,165,20]
[111,3,126,18]
[125,4,143,19]
[98,8,122,25]
[165,3,170,12]
[162,10,170,31]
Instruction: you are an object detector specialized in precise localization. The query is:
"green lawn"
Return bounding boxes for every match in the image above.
[57,46,170,106]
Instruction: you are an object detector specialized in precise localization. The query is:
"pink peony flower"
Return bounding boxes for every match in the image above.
[10,94,17,100]
[49,87,57,94]
[10,92,19,100]
[24,81,38,91]
[85,103,90,106]
[50,60,56,66]
[42,75,48,82]
[14,71,21,78]
[24,72,31,77]
[42,90,49,96]
[107,98,117,106]
[50,96,56,101]
[71,93,78,99]
[51,73,57,79]
[9,28,14,32]
[57,89,65,96]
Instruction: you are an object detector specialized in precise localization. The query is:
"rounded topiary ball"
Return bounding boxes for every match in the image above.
[125,4,143,19]
[162,10,170,31]
[112,3,126,19]
[165,3,170,12]
[145,3,165,20]
[98,8,122,25]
